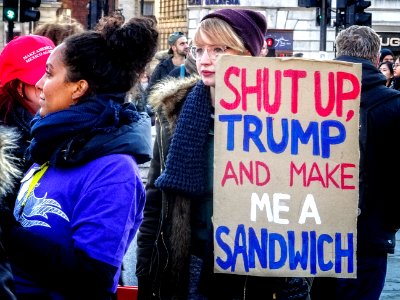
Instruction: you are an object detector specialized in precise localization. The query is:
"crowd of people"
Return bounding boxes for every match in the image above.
[378,47,400,90]
[0,8,400,300]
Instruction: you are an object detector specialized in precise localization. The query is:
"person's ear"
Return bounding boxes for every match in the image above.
[17,81,24,98]
[71,79,89,101]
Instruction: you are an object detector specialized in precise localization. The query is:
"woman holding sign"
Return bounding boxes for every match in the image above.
[136,8,312,300]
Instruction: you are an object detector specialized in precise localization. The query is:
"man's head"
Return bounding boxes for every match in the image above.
[167,31,189,57]
[335,25,381,66]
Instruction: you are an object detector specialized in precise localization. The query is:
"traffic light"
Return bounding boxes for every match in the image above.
[336,0,371,28]
[3,0,18,22]
[266,37,274,48]
[316,7,322,26]
[265,37,275,57]
[354,0,371,26]
[298,0,320,7]
[19,0,41,22]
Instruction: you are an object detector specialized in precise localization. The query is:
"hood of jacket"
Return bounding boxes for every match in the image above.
[148,75,200,130]
[62,112,153,165]
[0,126,22,200]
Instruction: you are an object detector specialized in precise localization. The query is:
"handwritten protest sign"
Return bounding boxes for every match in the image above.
[213,56,361,278]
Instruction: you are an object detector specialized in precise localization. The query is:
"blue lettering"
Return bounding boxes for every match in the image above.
[218,114,242,151]
[318,234,333,271]
[267,117,289,153]
[215,225,355,275]
[291,119,320,156]
[215,226,233,270]
[269,233,287,269]
[335,232,354,273]
[243,115,266,152]
[248,227,268,268]
[321,120,346,159]
[288,231,309,270]
[218,114,346,159]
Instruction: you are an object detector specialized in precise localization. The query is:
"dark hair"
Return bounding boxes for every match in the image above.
[0,80,25,123]
[379,48,394,62]
[94,12,125,32]
[379,61,394,75]
[61,16,158,95]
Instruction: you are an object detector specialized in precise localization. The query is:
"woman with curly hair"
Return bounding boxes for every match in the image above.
[2,16,158,299]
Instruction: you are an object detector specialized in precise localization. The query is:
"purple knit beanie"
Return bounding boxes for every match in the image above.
[201,8,267,56]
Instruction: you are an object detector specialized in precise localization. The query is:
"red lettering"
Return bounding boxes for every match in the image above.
[255,161,270,186]
[336,72,360,117]
[290,161,307,187]
[290,161,356,189]
[325,163,340,188]
[221,160,238,186]
[283,69,307,114]
[315,71,336,117]
[307,162,326,187]
[263,69,282,114]
[220,66,241,110]
[341,163,356,190]
[241,68,262,112]
[239,161,253,184]
[221,160,270,187]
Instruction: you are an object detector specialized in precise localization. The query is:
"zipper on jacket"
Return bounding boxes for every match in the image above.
[158,115,166,171]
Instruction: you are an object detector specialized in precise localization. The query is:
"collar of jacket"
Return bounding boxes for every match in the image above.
[148,74,200,129]
[0,126,22,199]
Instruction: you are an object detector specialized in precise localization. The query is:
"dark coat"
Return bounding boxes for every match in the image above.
[0,126,20,300]
[135,76,311,300]
[148,57,176,91]
[336,55,400,254]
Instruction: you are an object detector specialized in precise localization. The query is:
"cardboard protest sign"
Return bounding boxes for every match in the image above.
[213,56,361,278]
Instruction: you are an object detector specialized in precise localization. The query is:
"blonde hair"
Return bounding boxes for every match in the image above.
[193,18,246,53]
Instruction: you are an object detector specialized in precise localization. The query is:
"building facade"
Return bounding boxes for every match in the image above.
[153,0,400,59]
[2,1,400,58]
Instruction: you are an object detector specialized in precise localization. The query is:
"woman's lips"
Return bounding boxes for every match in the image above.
[201,70,214,76]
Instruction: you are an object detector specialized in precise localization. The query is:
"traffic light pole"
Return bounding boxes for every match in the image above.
[320,0,327,51]
[7,20,14,42]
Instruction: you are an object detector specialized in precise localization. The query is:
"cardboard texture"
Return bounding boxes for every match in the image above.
[213,56,361,278]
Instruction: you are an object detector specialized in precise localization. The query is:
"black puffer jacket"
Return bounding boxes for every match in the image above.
[336,55,400,254]
[136,76,312,300]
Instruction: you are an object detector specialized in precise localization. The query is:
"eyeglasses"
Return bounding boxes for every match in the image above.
[190,45,228,61]
[394,63,400,68]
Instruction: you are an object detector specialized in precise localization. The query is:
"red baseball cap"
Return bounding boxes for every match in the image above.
[0,34,55,87]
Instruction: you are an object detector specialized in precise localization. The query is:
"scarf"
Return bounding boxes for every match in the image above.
[155,81,212,195]
[26,93,140,166]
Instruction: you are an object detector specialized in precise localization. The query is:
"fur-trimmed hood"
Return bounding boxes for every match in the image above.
[148,75,200,129]
[0,126,22,199]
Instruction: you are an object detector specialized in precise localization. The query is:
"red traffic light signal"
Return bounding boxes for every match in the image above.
[266,37,274,48]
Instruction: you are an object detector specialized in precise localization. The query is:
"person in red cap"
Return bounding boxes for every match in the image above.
[136,8,311,300]
[0,35,54,300]
[0,35,55,170]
